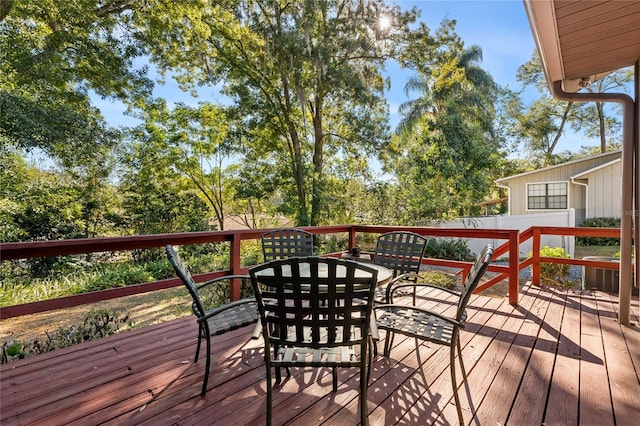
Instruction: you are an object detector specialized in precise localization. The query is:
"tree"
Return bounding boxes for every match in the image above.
[397,21,496,133]
[574,68,632,152]
[0,0,153,166]
[119,123,212,236]
[137,0,418,226]
[509,51,631,165]
[124,100,240,230]
[390,19,501,222]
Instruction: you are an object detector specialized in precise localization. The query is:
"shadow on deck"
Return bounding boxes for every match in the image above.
[2,284,639,425]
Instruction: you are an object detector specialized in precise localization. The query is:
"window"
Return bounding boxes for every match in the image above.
[527,182,567,210]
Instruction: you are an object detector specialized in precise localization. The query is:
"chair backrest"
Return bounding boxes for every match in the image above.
[249,257,378,349]
[456,244,494,323]
[372,231,428,277]
[166,245,206,318]
[261,228,314,261]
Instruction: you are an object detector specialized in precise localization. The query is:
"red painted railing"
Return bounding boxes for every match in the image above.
[0,225,623,319]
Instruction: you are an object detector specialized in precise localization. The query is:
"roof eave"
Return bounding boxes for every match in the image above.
[523,0,562,88]
[523,0,609,93]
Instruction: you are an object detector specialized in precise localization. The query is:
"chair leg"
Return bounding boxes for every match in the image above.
[201,330,211,396]
[194,323,203,362]
[360,359,368,425]
[384,331,395,357]
[457,335,467,380]
[450,333,463,425]
[275,367,281,385]
[332,367,338,392]
[266,362,273,426]
[366,336,374,385]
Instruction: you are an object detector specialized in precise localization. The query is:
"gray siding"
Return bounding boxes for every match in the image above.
[587,162,622,218]
[499,151,621,217]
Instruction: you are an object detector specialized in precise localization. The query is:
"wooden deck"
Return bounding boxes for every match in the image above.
[2,284,639,425]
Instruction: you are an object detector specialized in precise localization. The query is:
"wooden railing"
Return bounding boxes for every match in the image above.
[0,225,624,319]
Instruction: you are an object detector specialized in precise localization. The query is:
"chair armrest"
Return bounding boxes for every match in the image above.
[197,274,251,291]
[387,281,460,303]
[384,272,418,299]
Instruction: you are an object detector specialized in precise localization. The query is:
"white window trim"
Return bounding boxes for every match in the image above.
[526,180,570,212]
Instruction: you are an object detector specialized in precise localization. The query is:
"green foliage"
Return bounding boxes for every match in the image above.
[1,0,519,236]
[1,257,170,306]
[425,238,474,261]
[417,270,457,290]
[391,20,502,222]
[577,217,620,246]
[85,264,156,292]
[1,341,26,363]
[509,51,631,165]
[533,246,571,287]
[140,0,418,225]
[1,309,129,363]
[0,0,145,170]
[124,102,236,231]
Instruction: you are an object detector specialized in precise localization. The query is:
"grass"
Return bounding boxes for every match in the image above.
[1,287,190,347]
[574,245,619,258]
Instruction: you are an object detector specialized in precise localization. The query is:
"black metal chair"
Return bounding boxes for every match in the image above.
[249,256,378,426]
[261,228,314,261]
[371,231,429,304]
[374,244,494,425]
[165,245,259,396]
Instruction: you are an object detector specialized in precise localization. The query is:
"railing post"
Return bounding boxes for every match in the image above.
[229,233,242,301]
[532,227,541,287]
[509,230,520,305]
[348,226,358,250]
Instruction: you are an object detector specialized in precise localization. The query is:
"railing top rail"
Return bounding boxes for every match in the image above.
[0,226,354,261]
[1,225,520,261]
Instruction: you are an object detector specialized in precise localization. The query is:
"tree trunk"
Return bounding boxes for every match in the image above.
[546,101,573,165]
[310,96,324,226]
[597,101,606,152]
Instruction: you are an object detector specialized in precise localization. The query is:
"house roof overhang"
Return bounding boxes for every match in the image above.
[523,0,640,92]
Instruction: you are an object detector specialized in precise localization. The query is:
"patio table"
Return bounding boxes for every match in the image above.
[253,259,393,290]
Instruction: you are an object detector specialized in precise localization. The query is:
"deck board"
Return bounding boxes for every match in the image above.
[579,292,616,425]
[503,286,566,425]
[459,284,541,424]
[1,284,638,425]
[544,289,583,425]
[594,292,640,424]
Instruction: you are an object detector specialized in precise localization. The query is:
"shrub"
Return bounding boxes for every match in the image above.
[533,246,571,287]
[425,238,474,261]
[1,341,26,363]
[418,270,457,290]
[85,264,155,292]
[577,217,620,246]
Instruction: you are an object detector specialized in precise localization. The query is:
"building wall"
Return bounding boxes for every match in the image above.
[587,162,622,218]
[500,151,621,217]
